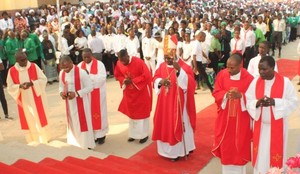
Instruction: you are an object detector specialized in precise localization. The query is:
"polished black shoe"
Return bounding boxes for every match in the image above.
[170,157,180,162]
[139,136,148,144]
[97,136,106,144]
[128,137,135,142]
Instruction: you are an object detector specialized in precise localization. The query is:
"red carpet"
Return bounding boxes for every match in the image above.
[277,59,299,80]
[130,104,218,174]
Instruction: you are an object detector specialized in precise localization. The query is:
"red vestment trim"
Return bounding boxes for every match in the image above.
[80,58,102,130]
[10,63,48,130]
[253,72,284,168]
[62,66,88,132]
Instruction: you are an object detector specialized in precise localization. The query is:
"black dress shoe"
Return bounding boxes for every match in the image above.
[139,136,148,144]
[170,157,180,162]
[97,136,106,144]
[128,137,135,142]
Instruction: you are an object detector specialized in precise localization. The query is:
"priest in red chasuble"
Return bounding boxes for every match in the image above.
[78,48,108,145]
[152,49,196,161]
[246,56,298,174]
[7,50,49,144]
[59,55,95,149]
[212,53,253,174]
[114,49,152,144]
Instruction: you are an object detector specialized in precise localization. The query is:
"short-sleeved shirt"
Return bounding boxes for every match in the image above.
[209,37,221,52]
[191,40,203,62]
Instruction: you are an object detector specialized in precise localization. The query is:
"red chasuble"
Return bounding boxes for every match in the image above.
[10,63,48,130]
[62,66,88,132]
[152,60,196,145]
[80,58,102,130]
[253,72,284,168]
[212,68,253,165]
[114,57,152,119]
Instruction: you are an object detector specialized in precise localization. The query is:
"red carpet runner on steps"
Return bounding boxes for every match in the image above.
[1,104,217,174]
[129,104,218,174]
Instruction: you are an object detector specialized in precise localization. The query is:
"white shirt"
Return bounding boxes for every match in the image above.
[230,38,245,54]
[125,36,140,58]
[61,37,74,55]
[256,22,267,35]
[203,30,213,48]
[192,40,203,62]
[273,19,286,32]
[105,33,116,54]
[74,37,88,49]
[142,37,156,58]
[181,41,193,66]
[247,54,278,78]
[88,36,104,53]
[113,34,127,54]
[0,18,14,31]
[240,28,256,47]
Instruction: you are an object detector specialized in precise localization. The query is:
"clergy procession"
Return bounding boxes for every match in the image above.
[1,0,300,173]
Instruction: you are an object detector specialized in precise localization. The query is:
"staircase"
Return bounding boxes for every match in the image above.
[0,141,170,174]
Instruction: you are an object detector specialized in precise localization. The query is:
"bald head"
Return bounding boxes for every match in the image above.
[228,53,242,65]
[227,53,242,76]
[15,49,28,67]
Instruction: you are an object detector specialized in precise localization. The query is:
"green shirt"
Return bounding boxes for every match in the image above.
[5,37,20,65]
[254,28,266,46]
[0,39,6,60]
[24,38,38,61]
[288,16,299,28]
[29,33,44,59]
[210,37,221,52]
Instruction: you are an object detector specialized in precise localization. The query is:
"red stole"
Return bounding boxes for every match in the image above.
[253,72,284,168]
[62,66,88,132]
[80,59,102,130]
[10,63,48,130]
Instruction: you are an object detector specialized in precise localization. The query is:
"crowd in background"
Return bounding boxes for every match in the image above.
[0,0,299,87]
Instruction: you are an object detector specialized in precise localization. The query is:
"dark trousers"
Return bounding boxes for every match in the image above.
[243,46,255,69]
[220,51,230,67]
[273,31,283,50]
[208,52,219,75]
[265,31,272,42]
[1,59,8,86]
[0,77,8,116]
[103,53,117,76]
[195,61,214,91]
[31,59,41,68]
[290,27,297,42]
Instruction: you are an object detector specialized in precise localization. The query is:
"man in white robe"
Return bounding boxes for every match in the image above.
[152,50,196,161]
[78,48,108,145]
[245,56,298,174]
[59,55,95,149]
[7,50,49,144]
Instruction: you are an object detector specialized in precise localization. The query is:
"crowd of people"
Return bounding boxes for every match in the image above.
[1,0,300,174]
